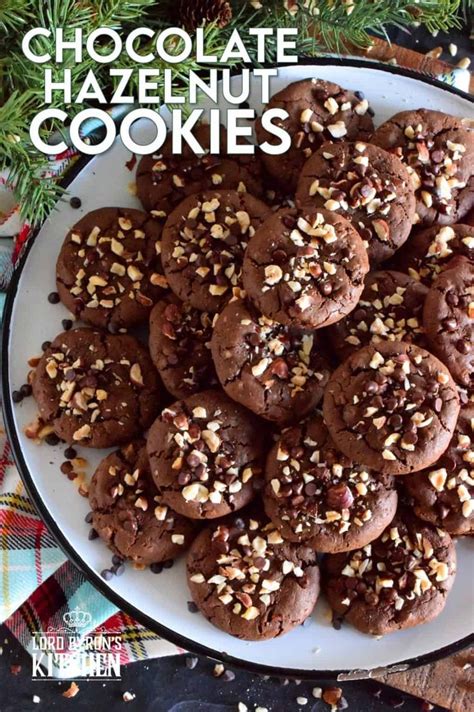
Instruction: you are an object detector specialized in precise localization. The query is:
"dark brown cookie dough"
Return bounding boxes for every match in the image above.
[423,257,474,391]
[242,208,369,329]
[186,512,320,640]
[323,512,456,635]
[263,414,398,553]
[295,141,416,263]
[56,208,168,331]
[256,79,374,191]
[328,270,428,362]
[149,297,217,399]
[161,190,271,312]
[211,299,331,425]
[89,440,196,565]
[147,390,266,519]
[403,406,474,536]
[372,109,474,226]
[390,223,474,286]
[32,328,161,448]
[323,341,460,475]
[136,123,263,218]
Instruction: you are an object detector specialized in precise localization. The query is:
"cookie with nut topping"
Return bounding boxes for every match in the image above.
[263,414,398,553]
[161,190,271,313]
[149,296,217,399]
[147,390,266,519]
[403,406,474,536]
[89,440,196,565]
[323,341,460,475]
[372,109,474,226]
[56,208,168,331]
[32,328,161,448]
[242,207,369,330]
[136,123,263,218]
[423,257,474,392]
[390,223,474,286]
[255,78,374,191]
[328,270,428,362]
[211,299,331,425]
[323,512,456,635]
[186,512,320,640]
[296,141,416,263]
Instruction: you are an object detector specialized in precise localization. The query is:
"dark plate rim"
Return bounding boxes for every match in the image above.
[2,58,473,681]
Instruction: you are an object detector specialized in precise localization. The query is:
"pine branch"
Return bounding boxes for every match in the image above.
[0,0,29,33]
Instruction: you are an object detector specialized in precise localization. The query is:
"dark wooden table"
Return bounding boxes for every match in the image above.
[1,18,473,712]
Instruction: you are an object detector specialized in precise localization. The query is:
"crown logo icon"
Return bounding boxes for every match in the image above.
[63,607,92,629]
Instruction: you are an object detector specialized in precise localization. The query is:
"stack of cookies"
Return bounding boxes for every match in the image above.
[27,77,473,642]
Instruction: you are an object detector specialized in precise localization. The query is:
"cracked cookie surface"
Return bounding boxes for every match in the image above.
[149,296,217,399]
[372,109,474,226]
[162,190,271,312]
[56,207,168,331]
[211,299,331,425]
[328,270,428,362]
[403,405,474,536]
[263,414,397,553]
[242,207,369,330]
[89,441,196,565]
[323,341,460,475]
[32,328,161,448]
[323,512,456,635]
[423,257,474,392]
[147,390,266,519]
[296,141,416,263]
[186,512,320,640]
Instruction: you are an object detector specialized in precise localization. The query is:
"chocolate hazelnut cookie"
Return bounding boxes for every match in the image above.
[56,208,168,331]
[186,512,320,640]
[211,299,331,425]
[242,208,369,330]
[161,190,271,312]
[32,328,161,448]
[403,406,474,536]
[295,141,416,263]
[149,297,217,399]
[328,270,428,362]
[372,109,474,225]
[423,257,474,392]
[255,79,374,191]
[147,390,266,519]
[89,441,196,565]
[136,123,263,218]
[390,223,474,286]
[323,512,456,635]
[323,341,460,475]
[263,414,398,553]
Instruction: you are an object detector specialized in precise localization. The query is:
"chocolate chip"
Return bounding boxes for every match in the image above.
[12,391,23,403]
[48,292,60,304]
[64,447,77,460]
[41,341,52,351]
[62,319,73,331]
[150,562,163,574]
[222,669,235,682]
[101,568,113,580]
[45,433,60,446]
[70,197,82,209]
[20,384,32,397]
[187,601,198,613]
[163,559,174,569]
[85,512,93,523]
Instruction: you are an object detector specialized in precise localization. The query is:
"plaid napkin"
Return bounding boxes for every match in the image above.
[0,66,470,676]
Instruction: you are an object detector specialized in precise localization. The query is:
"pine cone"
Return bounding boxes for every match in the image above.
[177,0,233,32]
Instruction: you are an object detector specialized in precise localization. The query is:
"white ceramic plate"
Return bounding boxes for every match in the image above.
[3,60,474,679]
